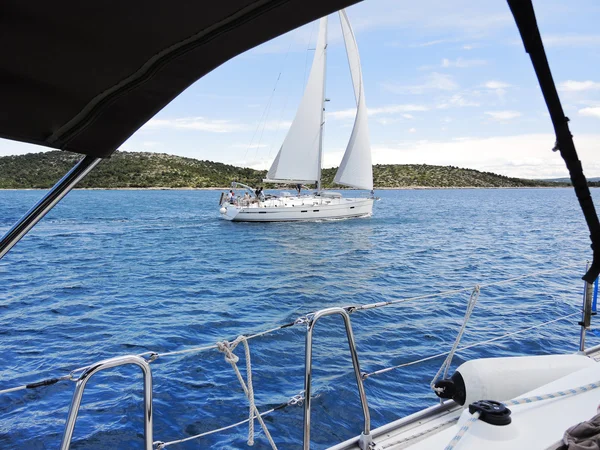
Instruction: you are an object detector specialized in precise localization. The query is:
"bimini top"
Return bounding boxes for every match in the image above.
[0,0,359,158]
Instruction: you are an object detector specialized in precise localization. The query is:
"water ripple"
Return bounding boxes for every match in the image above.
[0,188,598,449]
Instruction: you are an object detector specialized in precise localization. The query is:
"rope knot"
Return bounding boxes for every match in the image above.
[217,341,239,364]
[215,336,277,448]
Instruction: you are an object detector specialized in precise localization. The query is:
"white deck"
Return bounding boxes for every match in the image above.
[330,345,600,450]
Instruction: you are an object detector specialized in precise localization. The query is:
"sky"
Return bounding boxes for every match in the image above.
[1,0,599,179]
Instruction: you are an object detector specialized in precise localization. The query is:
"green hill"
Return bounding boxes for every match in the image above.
[0,151,567,189]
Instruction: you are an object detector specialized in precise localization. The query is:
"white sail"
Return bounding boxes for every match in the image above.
[334,10,373,191]
[265,17,327,184]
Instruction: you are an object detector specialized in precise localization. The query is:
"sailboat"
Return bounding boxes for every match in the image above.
[219,11,375,222]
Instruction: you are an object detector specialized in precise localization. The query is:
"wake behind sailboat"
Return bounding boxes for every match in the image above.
[219,10,374,222]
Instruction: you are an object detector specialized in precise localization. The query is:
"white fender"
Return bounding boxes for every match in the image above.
[452,354,595,406]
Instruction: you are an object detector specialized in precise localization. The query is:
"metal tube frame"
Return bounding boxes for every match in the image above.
[60,355,153,450]
[303,307,372,450]
[0,155,101,260]
[579,281,594,352]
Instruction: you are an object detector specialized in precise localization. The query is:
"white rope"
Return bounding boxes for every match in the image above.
[217,336,277,449]
[444,411,481,450]
[504,379,600,406]
[444,378,600,450]
[0,385,26,395]
[431,286,480,392]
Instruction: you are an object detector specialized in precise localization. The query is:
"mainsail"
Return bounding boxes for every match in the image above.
[265,17,328,184]
[333,10,373,191]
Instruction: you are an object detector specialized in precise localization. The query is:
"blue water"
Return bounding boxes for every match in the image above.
[0,188,598,449]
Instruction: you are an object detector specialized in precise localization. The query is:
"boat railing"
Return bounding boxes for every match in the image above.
[1,261,596,449]
[302,307,373,450]
[60,355,153,450]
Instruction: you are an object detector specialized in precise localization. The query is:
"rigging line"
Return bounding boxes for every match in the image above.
[302,21,317,87]
[154,406,278,449]
[140,323,294,361]
[362,311,580,379]
[265,19,317,159]
[252,38,294,163]
[243,36,293,165]
[155,391,304,448]
[0,374,73,396]
[268,51,296,158]
[354,261,585,312]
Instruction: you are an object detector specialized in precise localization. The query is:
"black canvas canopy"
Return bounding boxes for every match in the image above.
[1,0,359,158]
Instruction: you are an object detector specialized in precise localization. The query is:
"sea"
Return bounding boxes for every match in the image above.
[0,187,598,449]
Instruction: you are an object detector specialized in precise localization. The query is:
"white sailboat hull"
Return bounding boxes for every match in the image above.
[220,196,373,222]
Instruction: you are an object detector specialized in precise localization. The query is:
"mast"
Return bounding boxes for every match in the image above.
[316,17,328,192]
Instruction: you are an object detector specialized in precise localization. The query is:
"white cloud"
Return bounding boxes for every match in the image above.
[580,107,600,119]
[371,134,600,178]
[485,110,522,121]
[542,34,600,48]
[403,114,414,119]
[383,72,458,95]
[408,128,417,133]
[350,0,512,37]
[407,39,457,48]
[329,104,429,120]
[376,118,401,126]
[437,94,480,109]
[484,81,511,90]
[145,117,249,133]
[559,80,600,92]
[441,58,487,68]
[481,81,511,101]
[143,117,290,133]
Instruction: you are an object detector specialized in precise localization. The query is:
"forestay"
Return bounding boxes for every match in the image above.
[333,10,373,191]
[266,18,328,184]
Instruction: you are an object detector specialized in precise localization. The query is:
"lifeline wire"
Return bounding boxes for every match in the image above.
[0,262,585,396]
[355,261,583,312]
[154,406,282,449]
[363,311,581,379]
[154,392,305,448]
[0,374,73,396]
